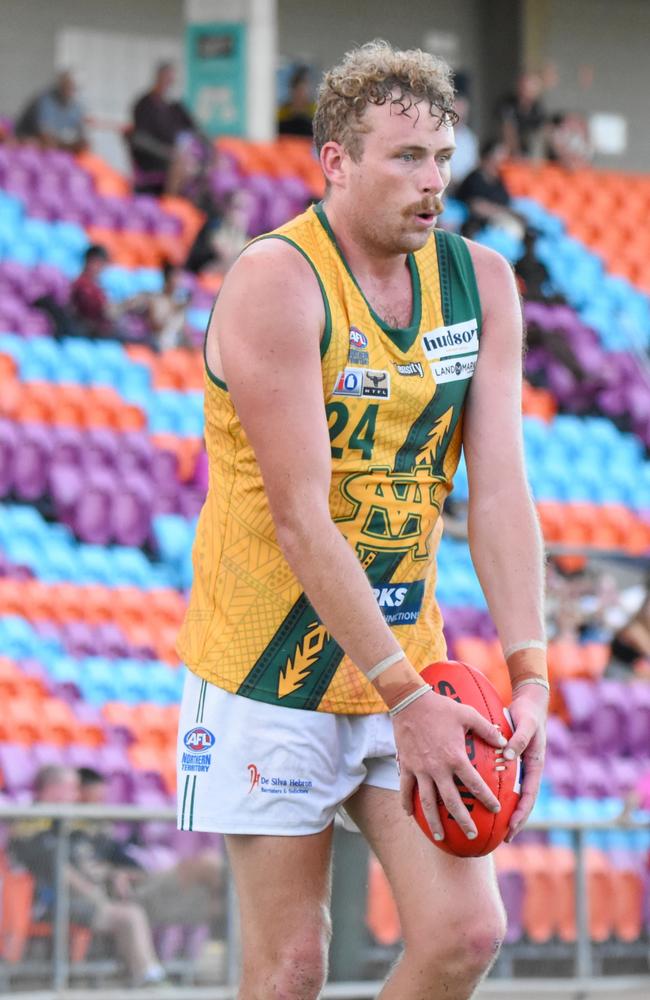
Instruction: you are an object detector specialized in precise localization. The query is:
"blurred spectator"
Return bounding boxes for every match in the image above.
[609,585,650,678]
[8,766,167,988]
[70,245,143,341]
[546,111,592,170]
[147,262,192,351]
[14,70,87,152]
[78,768,225,933]
[277,65,315,137]
[448,73,478,191]
[456,139,524,238]
[186,189,253,275]
[497,71,547,158]
[129,62,208,197]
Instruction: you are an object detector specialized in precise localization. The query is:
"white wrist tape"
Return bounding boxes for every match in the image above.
[511,677,550,694]
[388,684,432,717]
[503,639,547,660]
[366,650,405,682]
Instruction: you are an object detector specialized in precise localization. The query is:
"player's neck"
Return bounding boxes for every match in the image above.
[322,199,409,284]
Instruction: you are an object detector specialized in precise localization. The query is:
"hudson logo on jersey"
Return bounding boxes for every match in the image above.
[422,320,479,360]
[333,368,390,399]
[372,580,425,625]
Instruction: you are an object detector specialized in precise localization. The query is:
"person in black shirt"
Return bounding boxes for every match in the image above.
[456,139,524,238]
[497,72,547,158]
[129,62,204,196]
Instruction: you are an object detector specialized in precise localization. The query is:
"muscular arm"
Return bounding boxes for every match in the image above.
[210,241,405,678]
[463,242,545,651]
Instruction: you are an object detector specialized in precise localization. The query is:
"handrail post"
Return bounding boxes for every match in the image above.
[574,826,592,978]
[52,817,70,991]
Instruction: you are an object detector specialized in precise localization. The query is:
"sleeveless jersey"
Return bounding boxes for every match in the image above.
[176,203,482,714]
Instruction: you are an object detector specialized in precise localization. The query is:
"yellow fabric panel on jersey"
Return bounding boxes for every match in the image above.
[176,203,482,713]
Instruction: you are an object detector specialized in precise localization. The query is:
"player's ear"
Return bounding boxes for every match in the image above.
[320,140,348,189]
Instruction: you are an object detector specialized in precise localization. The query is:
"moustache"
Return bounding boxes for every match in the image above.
[409,197,445,216]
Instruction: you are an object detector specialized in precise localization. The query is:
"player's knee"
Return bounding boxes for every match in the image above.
[249,915,330,999]
[405,899,505,983]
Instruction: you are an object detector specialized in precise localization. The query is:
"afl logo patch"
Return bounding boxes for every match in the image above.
[349,327,368,349]
[183,726,216,754]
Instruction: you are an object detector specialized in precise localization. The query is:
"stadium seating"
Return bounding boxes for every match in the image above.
[0,139,649,970]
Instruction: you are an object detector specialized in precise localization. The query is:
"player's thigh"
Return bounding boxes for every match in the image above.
[345,785,505,949]
[226,825,334,953]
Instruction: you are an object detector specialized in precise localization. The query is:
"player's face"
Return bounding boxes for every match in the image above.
[344,99,455,255]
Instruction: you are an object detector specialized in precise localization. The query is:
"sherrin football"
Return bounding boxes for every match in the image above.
[412,660,521,857]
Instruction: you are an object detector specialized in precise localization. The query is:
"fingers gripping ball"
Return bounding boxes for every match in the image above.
[413,660,521,857]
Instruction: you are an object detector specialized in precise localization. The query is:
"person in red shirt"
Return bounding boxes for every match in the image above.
[70,245,146,341]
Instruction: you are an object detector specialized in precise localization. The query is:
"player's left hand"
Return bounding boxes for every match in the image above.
[503,684,549,842]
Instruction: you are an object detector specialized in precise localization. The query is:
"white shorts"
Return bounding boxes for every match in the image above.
[176,668,400,835]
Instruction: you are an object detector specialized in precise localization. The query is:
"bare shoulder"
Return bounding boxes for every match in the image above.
[462,238,519,317]
[215,236,324,321]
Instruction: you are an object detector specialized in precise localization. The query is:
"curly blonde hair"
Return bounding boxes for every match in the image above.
[313,39,457,160]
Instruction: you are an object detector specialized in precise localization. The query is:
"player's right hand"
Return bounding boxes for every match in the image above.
[392,688,506,841]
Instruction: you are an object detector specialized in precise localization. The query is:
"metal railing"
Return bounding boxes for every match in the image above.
[0,805,648,994]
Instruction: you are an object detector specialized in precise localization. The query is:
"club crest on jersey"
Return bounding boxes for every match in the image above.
[183,726,216,754]
[332,368,391,399]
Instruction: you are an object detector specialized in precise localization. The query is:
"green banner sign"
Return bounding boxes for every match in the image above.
[185,21,246,137]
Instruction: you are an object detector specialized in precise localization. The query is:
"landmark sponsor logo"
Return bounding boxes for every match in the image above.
[430,355,477,384]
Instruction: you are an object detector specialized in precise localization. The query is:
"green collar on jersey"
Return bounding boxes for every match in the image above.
[313,201,423,353]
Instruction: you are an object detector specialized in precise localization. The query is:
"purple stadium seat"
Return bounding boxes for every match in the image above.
[111,472,154,546]
[64,744,102,769]
[13,423,52,500]
[590,681,630,755]
[31,743,67,769]
[559,680,599,736]
[545,715,573,758]
[544,756,577,798]
[497,869,525,943]
[0,420,17,497]
[73,467,116,544]
[627,684,650,757]
[0,743,37,794]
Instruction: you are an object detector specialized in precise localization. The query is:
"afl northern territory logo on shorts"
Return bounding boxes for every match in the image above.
[181,727,215,773]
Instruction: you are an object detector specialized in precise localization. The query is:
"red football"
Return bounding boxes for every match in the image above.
[412,660,521,857]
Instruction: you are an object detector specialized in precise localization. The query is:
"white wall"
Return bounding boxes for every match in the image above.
[0,0,185,115]
[535,0,650,170]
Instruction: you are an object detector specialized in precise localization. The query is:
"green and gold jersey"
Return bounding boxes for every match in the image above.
[176,203,482,713]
